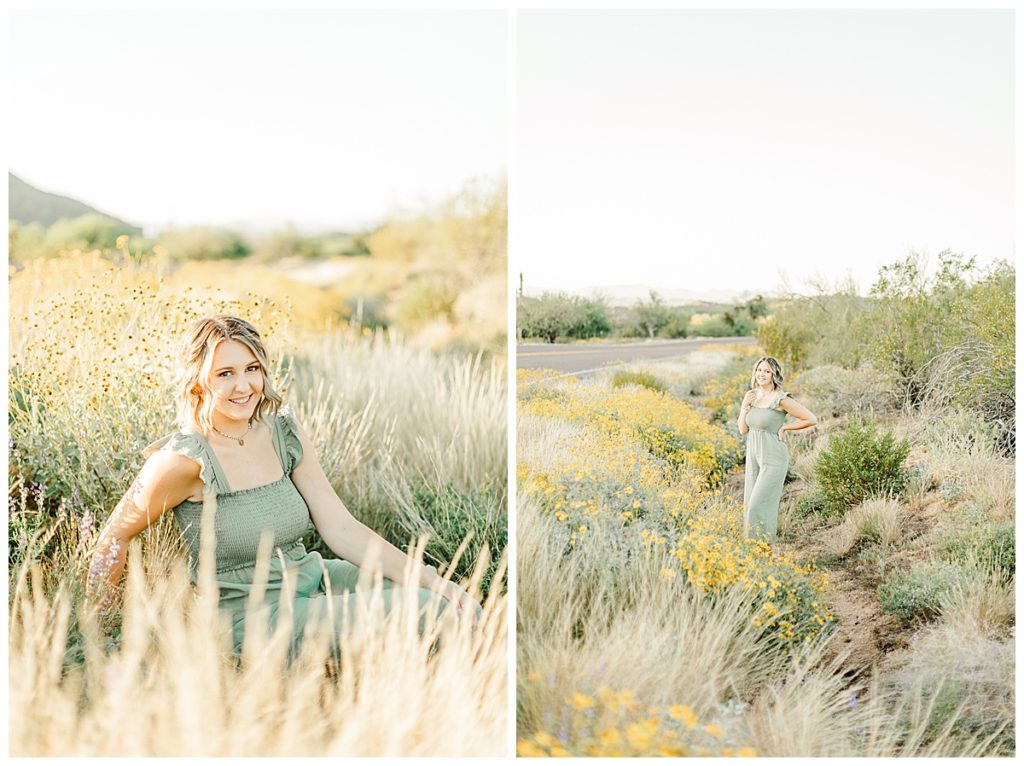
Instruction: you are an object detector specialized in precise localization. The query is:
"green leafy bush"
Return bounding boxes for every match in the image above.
[815,418,909,515]
[878,560,961,623]
[940,520,1015,582]
[158,226,251,261]
[793,488,829,518]
[611,370,666,393]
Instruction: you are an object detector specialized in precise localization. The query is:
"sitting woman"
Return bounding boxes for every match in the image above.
[87,315,478,653]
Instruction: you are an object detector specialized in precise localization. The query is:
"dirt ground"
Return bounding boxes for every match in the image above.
[726,469,925,687]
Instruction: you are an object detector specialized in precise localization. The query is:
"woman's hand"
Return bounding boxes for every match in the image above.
[440,581,481,629]
[777,426,787,441]
[741,390,756,410]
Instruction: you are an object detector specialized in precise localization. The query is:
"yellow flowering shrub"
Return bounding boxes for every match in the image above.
[516,686,757,757]
[669,495,834,644]
[517,367,835,646]
[520,374,740,486]
[702,369,752,424]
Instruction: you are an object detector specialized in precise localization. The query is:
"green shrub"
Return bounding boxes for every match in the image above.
[878,560,961,623]
[689,315,740,337]
[158,226,251,261]
[793,488,829,518]
[815,418,909,515]
[940,520,1015,582]
[611,370,667,394]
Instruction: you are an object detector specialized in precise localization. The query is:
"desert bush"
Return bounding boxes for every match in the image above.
[938,520,1014,582]
[920,410,1014,520]
[865,252,1014,451]
[157,226,250,261]
[43,213,127,252]
[815,418,909,516]
[755,283,867,371]
[390,272,459,331]
[755,313,815,371]
[658,310,691,338]
[688,314,742,338]
[790,364,898,419]
[878,560,961,624]
[611,370,667,393]
[792,488,829,518]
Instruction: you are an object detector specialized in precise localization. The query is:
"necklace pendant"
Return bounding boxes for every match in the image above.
[238,439,245,446]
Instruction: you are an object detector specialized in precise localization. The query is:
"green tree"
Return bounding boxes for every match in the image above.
[518,292,611,343]
[632,291,672,339]
[866,250,974,406]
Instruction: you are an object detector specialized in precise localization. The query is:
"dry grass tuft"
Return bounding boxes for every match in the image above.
[826,498,904,557]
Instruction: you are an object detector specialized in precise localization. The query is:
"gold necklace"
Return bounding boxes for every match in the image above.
[212,420,252,446]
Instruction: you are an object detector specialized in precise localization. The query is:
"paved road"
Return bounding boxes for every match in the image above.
[517,337,757,377]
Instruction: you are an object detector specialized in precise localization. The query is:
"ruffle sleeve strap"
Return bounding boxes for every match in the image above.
[273,404,305,474]
[772,390,791,411]
[158,432,224,493]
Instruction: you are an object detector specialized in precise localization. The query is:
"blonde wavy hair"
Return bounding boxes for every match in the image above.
[174,315,283,434]
[750,356,784,391]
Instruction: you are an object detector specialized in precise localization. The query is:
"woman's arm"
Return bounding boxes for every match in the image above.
[737,390,755,435]
[87,451,199,605]
[288,417,475,611]
[778,396,818,439]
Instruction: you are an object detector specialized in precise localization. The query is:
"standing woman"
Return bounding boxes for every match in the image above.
[87,315,478,653]
[737,356,817,548]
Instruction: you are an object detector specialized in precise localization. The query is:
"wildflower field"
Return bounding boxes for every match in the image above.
[8,251,508,756]
[516,345,1013,757]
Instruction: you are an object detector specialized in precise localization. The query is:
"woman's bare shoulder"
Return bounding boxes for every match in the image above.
[136,447,202,497]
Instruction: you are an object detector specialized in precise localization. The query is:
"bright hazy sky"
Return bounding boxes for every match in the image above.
[517,10,1014,297]
[10,10,506,233]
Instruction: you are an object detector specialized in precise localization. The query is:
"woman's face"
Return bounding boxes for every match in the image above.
[206,339,264,427]
[755,361,775,388]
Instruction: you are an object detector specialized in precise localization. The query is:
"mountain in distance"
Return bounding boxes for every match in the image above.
[522,282,744,307]
[8,172,141,234]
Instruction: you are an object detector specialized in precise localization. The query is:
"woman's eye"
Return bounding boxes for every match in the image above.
[247,365,260,372]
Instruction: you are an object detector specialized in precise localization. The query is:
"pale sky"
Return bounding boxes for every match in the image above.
[517,10,1014,297]
[9,10,507,233]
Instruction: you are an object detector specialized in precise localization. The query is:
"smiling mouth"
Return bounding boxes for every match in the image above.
[230,394,254,405]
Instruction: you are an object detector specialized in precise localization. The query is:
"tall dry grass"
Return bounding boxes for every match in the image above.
[10,525,507,756]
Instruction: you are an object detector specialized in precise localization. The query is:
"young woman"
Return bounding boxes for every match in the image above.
[87,315,478,652]
[737,356,817,548]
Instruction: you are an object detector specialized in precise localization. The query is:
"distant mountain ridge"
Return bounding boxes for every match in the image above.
[8,173,141,234]
[523,282,743,306]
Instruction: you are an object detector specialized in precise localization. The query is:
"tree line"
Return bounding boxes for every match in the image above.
[516,289,767,343]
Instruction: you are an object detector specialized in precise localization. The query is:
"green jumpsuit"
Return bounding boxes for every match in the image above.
[162,406,453,654]
[742,389,790,545]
